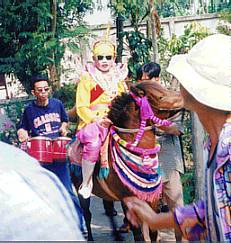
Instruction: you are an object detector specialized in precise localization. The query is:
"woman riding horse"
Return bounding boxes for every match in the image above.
[71,80,183,241]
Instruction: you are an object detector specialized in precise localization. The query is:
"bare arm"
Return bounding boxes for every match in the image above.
[124,197,177,230]
[59,122,68,136]
[124,197,206,241]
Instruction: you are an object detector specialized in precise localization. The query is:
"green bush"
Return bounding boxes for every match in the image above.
[158,22,211,87]
[181,170,195,204]
[53,83,77,109]
[123,30,152,82]
[217,11,231,36]
[0,98,34,146]
[0,118,17,145]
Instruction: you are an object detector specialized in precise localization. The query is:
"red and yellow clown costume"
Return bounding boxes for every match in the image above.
[76,38,128,199]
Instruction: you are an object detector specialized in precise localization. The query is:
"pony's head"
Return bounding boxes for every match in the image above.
[108,80,183,128]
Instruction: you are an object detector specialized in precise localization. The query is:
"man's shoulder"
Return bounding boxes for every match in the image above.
[49,98,63,105]
[24,101,35,111]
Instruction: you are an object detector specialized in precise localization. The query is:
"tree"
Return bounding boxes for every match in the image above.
[109,0,154,80]
[156,0,191,17]
[0,0,92,93]
[149,0,161,62]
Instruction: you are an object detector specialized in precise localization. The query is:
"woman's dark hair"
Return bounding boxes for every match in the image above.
[136,66,143,80]
[142,62,161,79]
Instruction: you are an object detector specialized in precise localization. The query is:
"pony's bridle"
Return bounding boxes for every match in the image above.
[126,92,172,146]
[110,92,172,163]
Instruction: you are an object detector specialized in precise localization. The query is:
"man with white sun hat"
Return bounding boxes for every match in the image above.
[124,34,231,242]
[167,33,231,111]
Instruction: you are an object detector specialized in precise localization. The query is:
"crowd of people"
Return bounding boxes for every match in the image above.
[0,33,230,242]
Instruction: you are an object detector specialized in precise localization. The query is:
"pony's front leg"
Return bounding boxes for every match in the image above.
[78,195,93,241]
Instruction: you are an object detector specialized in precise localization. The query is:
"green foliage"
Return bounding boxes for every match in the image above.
[109,0,150,30]
[156,0,231,17]
[0,98,34,145]
[181,112,193,167]
[123,31,152,81]
[181,170,195,204]
[211,1,231,12]
[0,0,92,93]
[217,10,231,36]
[0,123,18,145]
[158,22,211,87]
[53,83,77,109]
[156,0,191,17]
[109,1,153,81]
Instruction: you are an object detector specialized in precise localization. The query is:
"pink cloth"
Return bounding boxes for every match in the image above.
[77,122,108,163]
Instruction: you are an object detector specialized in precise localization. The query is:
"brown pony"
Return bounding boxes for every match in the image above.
[70,81,183,241]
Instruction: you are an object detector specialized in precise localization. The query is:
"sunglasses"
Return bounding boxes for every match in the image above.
[97,55,113,61]
[35,87,50,93]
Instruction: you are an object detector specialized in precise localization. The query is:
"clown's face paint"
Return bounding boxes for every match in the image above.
[93,55,115,72]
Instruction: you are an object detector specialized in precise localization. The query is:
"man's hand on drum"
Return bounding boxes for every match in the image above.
[17,128,29,142]
[59,122,68,137]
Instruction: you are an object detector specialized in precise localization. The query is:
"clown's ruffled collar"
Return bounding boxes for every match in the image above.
[85,63,128,97]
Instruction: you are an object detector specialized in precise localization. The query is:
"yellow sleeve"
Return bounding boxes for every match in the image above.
[76,74,95,124]
[117,80,128,95]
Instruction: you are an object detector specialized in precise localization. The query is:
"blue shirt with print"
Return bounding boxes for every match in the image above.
[19,98,68,139]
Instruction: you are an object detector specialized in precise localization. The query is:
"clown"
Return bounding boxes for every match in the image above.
[76,32,128,199]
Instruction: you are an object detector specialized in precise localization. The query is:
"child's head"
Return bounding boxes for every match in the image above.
[142,62,161,82]
[92,39,116,73]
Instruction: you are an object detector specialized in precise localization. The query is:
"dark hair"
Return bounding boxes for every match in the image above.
[136,66,143,81]
[31,75,49,90]
[142,62,161,79]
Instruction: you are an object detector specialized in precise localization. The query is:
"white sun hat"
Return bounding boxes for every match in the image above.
[167,34,231,111]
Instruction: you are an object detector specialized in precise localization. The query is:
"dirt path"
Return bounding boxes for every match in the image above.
[89,195,176,241]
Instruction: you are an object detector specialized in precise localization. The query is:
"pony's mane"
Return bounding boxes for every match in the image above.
[108,82,150,127]
[108,92,135,127]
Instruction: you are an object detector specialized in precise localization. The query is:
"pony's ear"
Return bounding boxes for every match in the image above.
[130,85,145,97]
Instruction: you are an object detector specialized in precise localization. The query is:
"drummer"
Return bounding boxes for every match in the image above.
[17,75,84,231]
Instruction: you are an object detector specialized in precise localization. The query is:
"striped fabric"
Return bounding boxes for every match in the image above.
[110,134,162,202]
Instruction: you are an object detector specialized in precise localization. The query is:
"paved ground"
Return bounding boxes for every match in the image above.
[89,195,176,242]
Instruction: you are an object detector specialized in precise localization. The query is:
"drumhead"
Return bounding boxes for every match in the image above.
[29,136,52,141]
[53,137,71,141]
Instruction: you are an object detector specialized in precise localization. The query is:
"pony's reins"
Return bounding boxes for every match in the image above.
[112,92,172,148]
[113,125,154,133]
